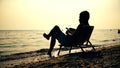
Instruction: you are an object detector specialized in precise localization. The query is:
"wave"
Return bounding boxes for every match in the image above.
[0,38,10,40]
[100,39,120,42]
[0,51,5,54]
[0,45,16,48]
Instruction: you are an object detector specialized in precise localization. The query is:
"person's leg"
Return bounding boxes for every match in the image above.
[43,25,61,40]
[48,36,56,57]
[43,25,62,57]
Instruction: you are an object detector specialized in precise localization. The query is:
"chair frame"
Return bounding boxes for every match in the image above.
[57,26,95,56]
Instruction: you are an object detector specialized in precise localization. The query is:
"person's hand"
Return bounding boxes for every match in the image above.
[66,27,75,35]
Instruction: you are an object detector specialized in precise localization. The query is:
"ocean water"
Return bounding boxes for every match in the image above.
[0,29,120,55]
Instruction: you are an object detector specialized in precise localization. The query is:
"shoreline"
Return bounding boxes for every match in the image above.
[0,43,120,68]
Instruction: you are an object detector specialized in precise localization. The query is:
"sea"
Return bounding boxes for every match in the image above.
[0,29,120,56]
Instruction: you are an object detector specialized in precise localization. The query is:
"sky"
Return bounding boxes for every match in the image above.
[0,0,120,30]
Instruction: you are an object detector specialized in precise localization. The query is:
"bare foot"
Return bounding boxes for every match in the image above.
[43,33,49,40]
[47,52,52,58]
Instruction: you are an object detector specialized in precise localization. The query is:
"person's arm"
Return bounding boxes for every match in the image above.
[66,28,76,35]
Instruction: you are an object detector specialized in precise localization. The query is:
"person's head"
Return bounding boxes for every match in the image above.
[79,11,90,24]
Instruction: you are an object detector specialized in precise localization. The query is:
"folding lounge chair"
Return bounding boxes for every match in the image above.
[58,26,95,56]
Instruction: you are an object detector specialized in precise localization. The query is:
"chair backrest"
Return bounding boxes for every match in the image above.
[70,26,94,45]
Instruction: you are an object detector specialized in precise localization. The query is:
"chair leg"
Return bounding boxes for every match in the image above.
[79,44,85,52]
[80,47,85,52]
[88,41,92,45]
[58,45,62,56]
[92,46,96,51]
[88,41,96,51]
[69,46,72,54]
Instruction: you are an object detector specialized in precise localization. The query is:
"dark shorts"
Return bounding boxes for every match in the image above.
[57,31,70,45]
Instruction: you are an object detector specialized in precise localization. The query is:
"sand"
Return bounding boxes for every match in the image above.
[0,44,120,68]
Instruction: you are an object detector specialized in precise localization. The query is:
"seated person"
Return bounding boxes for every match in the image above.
[43,11,90,57]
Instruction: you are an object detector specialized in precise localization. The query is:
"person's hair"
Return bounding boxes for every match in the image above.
[79,11,90,21]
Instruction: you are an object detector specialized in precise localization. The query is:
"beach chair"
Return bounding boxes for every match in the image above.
[58,26,95,56]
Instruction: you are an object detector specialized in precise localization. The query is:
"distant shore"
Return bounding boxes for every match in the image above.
[0,43,120,68]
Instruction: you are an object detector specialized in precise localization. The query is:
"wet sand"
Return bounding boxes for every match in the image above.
[0,44,120,68]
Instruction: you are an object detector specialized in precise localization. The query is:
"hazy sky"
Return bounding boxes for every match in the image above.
[0,0,120,30]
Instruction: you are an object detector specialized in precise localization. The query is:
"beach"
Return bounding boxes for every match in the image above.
[0,43,120,68]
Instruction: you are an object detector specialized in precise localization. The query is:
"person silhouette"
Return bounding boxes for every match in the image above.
[43,11,90,57]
